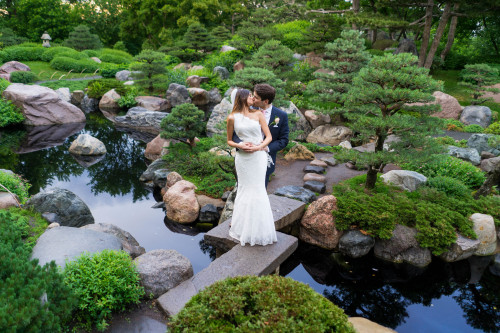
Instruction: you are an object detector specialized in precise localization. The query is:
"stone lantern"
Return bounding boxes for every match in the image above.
[41,32,51,47]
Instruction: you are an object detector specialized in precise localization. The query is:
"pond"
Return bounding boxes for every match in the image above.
[0,114,498,332]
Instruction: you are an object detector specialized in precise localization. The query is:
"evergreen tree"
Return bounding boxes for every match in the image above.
[129,50,167,94]
[160,103,205,148]
[210,26,232,47]
[297,13,344,54]
[231,21,277,52]
[63,25,102,51]
[183,22,216,52]
[336,53,443,189]
[459,64,500,105]
[306,29,371,116]
[246,40,294,76]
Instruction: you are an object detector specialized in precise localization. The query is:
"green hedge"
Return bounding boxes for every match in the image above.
[10,71,38,84]
[0,45,46,62]
[40,46,80,62]
[50,56,100,74]
[169,275,355,333]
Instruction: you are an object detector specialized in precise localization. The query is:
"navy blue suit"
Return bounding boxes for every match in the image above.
[232,106,289,188]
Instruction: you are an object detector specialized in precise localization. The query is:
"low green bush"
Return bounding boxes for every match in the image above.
[0,78,10,93]
[99,63,130,78]
[117,86,138,109]
[9,70,38,84]
[81,49,100,58]
[0,98,24,127]
[434,136,467,148]
[367,49,385,57]
[63,250,144,331]
[40,46,78,62]
[484,121,500,134]
[201,50,244,72]
[425,176,471,199]
[40,79,89,92]
[464,124,484,133]
[0,170,31,203]
[1,45,45,62]
[99,48,133,62]
[87,79,127,99]
[50,56,99,74]
[443,118,465,131]
[169,275,355,333]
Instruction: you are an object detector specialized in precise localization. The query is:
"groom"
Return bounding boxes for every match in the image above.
[233,83,289,188]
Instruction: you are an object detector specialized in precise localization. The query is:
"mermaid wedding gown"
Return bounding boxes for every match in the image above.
[229,113,277,246]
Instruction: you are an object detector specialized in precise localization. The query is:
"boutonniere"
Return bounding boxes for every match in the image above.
[270,117,280,127]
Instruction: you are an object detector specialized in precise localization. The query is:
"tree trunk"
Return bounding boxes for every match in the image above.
[474,167,500,199]
[424,2,452,69]
[352,0,360,30]
[365,166,378,189]
[418,0,434,67]
[440,3,460,61]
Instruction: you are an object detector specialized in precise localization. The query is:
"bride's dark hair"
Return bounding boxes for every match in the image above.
[231,89,250,113]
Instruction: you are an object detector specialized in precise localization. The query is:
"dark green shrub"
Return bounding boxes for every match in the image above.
[113,41,128,52]
[371,39,396,50]
[86,79,127,99]
[246,40,294,75]
[442,50,468,70]
[474,195,500,226]
[0,27,28,47]
[130,50,168,93]
[63,25,103,51]
[0,170,31,204]
[464,124,484,133]
[160,103,205,148]
[63,250,144,331]
[117,87,138,109]
[443,118,465,131]
[81,49,100,58]
[202,50,244,72]
[1,45,45,62]
[40,46,80,62]
[99,54,131,64]
[50,56,99,74]
[484,121,500,135]
[0,78,11,93]
[0,99,24,127]
[99,63,130,78]
[10,71,39,84]
[169,275,355,333]
[434,136,467,147]
[0,210,77,332]
[367,49,385,57]
[426,176,471,199]
[169,48,204,62]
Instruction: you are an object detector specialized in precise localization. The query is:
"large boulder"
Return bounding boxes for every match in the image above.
[439,234,480,262]
[115,70,133,81]
[300,195,342,250]
[208,88,222,104]
[219,186,237,224]
[447,146,481,165]
[81,223,145,259]
[380,170,427,192]
[470,213,497,256]
[186,75,210,88]
[80,94,99,113]
[134,250,193,298]
[304,110,330,128]
[2,84,86,125]
[30,226,122,268]
[206,98,232,137]
[282,102,312,141]
[213,66,229,80]
[135,96,169,112]
[339,230,375,258]
[480,156,500,173]
[0,61,30,75]
[99,89,121,119]
[69,134,107,155]
[233,61,245,71]
[393,38,418,56]
[165,83,191,109]
[188,88,210,105]
[221,45,237,53]
[430,91,463,119]
[25,188,94,227]
[70,90,85,106]
[114,107,168,135]
[460,105,492,128]
[139,158,169,187]
[374,224,432,267]
[145,135,171,161]
[0,192,19,209]
[468,133,499,156]
[284,143,315,161]
[306,125,352,146]
[164,180,200,224]
[56,87,71,103]
[274,185,317,203]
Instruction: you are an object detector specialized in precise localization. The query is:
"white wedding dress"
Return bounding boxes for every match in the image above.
[229,113,277,246]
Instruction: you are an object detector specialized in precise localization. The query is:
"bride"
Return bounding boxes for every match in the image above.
[226,89,277,246]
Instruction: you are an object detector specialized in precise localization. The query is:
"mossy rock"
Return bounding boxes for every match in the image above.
[168,275,355,332]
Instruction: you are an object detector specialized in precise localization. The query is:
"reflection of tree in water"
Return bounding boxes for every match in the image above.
[0,129,24,172]
[199,239,217,261]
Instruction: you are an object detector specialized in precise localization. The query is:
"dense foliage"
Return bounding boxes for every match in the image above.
[0,98,24,127]
[459,64,500,105]
[160,103,206,148]
[63,25,103,51]
[0,170,31,204]
[169,275,355,332]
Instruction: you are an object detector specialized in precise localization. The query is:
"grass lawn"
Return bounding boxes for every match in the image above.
[25,61,96,81]
[38,79,90,92]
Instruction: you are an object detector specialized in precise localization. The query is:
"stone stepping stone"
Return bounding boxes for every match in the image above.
[304,173,326,183]
[303,180,326,194]
[320,157,337,166]
[309,159,328,168]
[303,165,325,174]
[274,185,317,203]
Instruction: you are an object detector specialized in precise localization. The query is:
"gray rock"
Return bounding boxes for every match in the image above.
[114,107,168,135]
[220,45,237,53]
[80,94,99,113]
[303,180,326,194]
[274,185,317,203]
[41,212,60,224]
[468,133,498,156]
[380,170,427,192]
[0,169,14,176]
[115,70,133,81]
[56,87,71,103]
[460,105,492,128]
[153,168,170,188]
[447,146,481,165]
[339,230,375,258]
[393,39,418,56]
[481,151,496,159]
[320,157,337,166]
[213,66,229,80]
[206,98,232,137]
[81,223,145,259]
[303,165,325,174]
[219,186,237,224]
[208,88,222,104]
[282,102,312,141]
[69,134,106,155]
[293,53,306,61]
[165,83,191,109]
[30,226,122,268]
[139,159,170,187]
[199,204,220,224]
[26,188,94,227]
[70,90,85,106]
[439,234,480,262]
[134,249,193,298]
[221,191,231,201]
[490,254,500,277]
[471,213,497,256]
[480,156,500,173]
[374,225,432,267]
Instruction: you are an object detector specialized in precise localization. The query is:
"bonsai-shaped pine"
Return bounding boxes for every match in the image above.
[246,40,294,76]
[459,64,500,105]
[306,29,371,116]
[160,103,205,148]
[63,25,102,51]
[337,53,444,189]
[183,22,216,53]
[129,50,167,94]
[210,26,231,48]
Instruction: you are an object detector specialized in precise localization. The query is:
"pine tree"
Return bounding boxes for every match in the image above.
[297,13,344,54]
[160,104,205,148]
[63,25,102,51]
[336,53,444,189]
[184,22,216,52]
[210,26,232,48]
[129,50,167,94]
[459,64,500,105]
[306,29,371,115]
[246,40,294,76]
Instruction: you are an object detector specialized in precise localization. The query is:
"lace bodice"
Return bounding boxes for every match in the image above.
[233,113,263,145]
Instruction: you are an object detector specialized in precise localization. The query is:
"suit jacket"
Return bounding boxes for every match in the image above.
[232,105,289,173]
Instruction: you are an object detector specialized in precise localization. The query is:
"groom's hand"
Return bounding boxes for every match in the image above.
[240,142,256,153]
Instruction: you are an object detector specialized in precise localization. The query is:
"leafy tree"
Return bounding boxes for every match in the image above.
[129,50,168,94]
[336,53,444,189]
[306,29,371,115]
[63,25,103,51]
[246,40,294,76]
[210,25,232,47]
[183,22,216,52]
[297,13,344,54]
[459,64,500,105]
[273,20,311,51]
[160,103,205,148]
[231,21,277,52]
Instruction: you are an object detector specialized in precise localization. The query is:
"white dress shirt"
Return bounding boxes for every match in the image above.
[263,104,272,124]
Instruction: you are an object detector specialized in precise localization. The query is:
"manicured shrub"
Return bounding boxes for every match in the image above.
[169,275,355,333]
[425,176,471,199]
[464,124,484,133]
[160,103,205,148]
[0,170,31,203]
[117,87,138,109]
[63,25,103,51]
[484,121,500,134]
[113,41,128,52]
[81,49,100,58]
[99,53,132,64]
[246,40,295,75]
[63,250,144,331]
[86,79,127,99]
[434,136,467,148]
[1,45,45,62]
[50,56,99,74]
[10,71,39,84]
[0,98,24,127]
[99,63,129,78]
[40,46,80,62]
[56,50,90,60]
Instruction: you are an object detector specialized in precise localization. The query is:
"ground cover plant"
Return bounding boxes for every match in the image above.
[0,170,31,203]
[169,275,355,333]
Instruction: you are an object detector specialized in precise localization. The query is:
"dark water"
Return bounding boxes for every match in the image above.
[1,115,498,332]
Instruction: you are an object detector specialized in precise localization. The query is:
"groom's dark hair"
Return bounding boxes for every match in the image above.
[254,84,275,104]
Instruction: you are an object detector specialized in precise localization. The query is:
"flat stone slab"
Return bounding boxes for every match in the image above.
[157,231,298,316]
[204,194,305,251]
